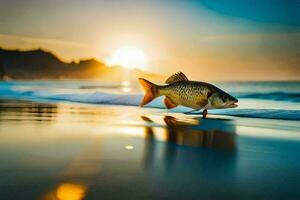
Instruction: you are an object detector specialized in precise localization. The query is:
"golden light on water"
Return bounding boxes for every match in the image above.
[56,183,86,200]
[107,46,147,70]
[125,145,134,150]
[121,80,132,92]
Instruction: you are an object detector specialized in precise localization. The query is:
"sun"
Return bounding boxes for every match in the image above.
[107,46,147,70]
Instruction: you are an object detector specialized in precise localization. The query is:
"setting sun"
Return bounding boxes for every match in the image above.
[107,46,147,70]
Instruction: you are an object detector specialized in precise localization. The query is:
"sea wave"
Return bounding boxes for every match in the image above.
[0,87,299,120]
[236,92,300,102]
[208,109,300,120]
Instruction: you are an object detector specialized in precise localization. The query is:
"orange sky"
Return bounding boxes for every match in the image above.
[0,0,299,80]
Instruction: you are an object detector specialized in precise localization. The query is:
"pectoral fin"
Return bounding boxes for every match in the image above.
[164,97,178,109]
[202,109,208,118]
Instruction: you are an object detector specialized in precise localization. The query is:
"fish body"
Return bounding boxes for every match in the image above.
[139,72,238,116]
[158,81,216,109]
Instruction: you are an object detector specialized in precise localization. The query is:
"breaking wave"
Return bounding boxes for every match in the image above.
[0,85,299,120]
[236,92,300,102]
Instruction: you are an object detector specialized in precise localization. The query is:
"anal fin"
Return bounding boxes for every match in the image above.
[164,97,178,109]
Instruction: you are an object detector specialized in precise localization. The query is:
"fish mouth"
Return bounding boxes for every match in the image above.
[228,102,238,108]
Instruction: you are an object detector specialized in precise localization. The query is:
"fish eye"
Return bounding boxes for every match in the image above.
[222,95,228,102]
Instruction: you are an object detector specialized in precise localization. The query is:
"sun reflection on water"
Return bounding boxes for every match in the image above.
[41,183,86,200]
[56,183,86,200]
[125,145,134,150]
[121,80,132,92]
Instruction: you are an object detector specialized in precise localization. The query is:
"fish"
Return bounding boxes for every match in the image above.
[138,72,238,117]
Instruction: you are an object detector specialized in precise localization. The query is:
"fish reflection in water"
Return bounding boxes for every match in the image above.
[141,115,237,171]
[163,116,236,150]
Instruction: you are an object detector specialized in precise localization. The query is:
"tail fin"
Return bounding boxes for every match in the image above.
[138,78,159,107]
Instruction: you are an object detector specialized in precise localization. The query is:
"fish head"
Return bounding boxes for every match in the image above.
[209,91,238,108]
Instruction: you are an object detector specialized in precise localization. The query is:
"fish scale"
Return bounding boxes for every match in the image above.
[158,81,209,109]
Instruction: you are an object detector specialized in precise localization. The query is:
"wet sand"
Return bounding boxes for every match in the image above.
[0,99,299,199]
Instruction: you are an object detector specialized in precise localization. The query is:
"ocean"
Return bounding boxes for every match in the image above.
[0,80,299,120]
[1,80,300,199]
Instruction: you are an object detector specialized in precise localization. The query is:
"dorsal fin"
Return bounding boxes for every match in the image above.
[165,72,188,84]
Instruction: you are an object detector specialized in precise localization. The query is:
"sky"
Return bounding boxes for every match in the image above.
[0,0,299,80]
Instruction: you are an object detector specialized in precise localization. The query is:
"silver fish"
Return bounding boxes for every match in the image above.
[139,72,238,117]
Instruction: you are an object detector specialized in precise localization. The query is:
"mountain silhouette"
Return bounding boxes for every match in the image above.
[0,47,164,82]
[0,47,110,80]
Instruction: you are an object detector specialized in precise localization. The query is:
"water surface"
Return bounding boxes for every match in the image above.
[0,100,299,199]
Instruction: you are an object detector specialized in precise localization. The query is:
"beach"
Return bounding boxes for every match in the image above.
[0,97,300,199]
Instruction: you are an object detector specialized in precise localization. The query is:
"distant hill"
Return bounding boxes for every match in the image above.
[0,47,164,81]
[0,48,107,80]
